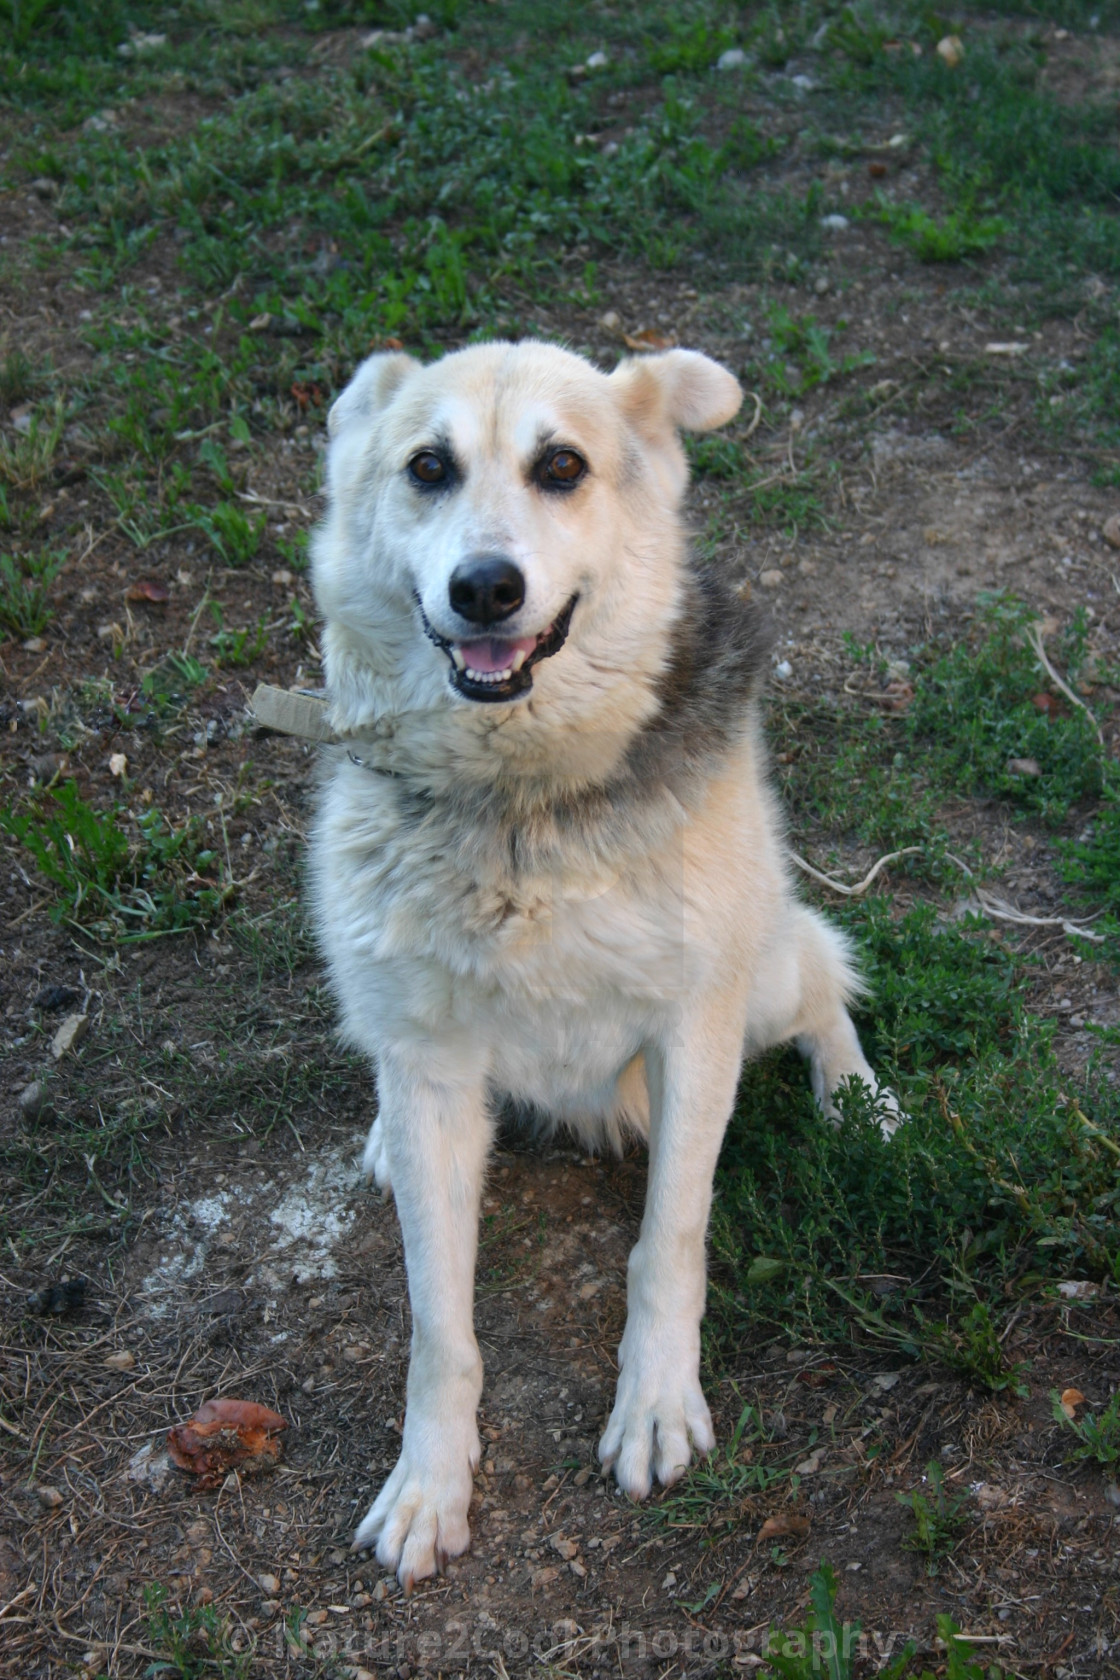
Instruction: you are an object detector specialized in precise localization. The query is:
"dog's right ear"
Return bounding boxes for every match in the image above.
[327,352,419,437]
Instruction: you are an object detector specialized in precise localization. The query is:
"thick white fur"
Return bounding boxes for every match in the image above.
[310,341,896,1589]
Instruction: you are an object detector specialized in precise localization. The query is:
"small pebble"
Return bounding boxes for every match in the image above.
[717,48,747,70]
[759,569,784,589]
[18,1080,50,1121]
[38,1486,64,1509]
[257,1573,281,1595]
[1102,514,1120,550]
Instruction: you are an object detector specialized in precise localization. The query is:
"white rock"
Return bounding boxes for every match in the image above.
[718,48,748,70]
[128,1442,174,1493]
[109,752,127,778]
[791,74,816,91]
[775,660,793,681]
[585,50,609,69]
[821,214,849,230]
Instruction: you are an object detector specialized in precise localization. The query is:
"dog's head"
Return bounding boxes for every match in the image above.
[312,340,741,766]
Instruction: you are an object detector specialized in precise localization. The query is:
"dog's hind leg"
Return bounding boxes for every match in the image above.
[352,1042,491,1588]
[361,1112,391,1196]
[766,905,901,1138]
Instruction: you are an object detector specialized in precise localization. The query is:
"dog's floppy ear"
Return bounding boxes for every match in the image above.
[610,348,742,435]
[327,351,419,437]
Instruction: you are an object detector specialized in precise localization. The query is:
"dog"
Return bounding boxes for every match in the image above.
[309,339,897,1588]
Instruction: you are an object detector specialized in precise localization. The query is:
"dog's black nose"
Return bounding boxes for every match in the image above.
[448,555,525,625]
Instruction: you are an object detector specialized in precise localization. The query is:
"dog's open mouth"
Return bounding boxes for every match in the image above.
[418,595,578,703]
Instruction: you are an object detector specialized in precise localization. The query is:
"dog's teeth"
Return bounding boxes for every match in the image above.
[511,649,527,673]
[451,647,466,671]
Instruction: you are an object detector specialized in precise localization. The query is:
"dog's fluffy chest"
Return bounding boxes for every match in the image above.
[314,758,705,1073]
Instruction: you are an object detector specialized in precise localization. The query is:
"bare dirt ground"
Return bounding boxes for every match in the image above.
[3,15,1120,1679]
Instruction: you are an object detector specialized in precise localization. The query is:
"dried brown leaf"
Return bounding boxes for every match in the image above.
[757,1512,811,1543]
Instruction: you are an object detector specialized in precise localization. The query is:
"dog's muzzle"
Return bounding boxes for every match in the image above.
[416,594,579,704]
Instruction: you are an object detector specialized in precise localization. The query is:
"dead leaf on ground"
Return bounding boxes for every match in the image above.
[622,328,677,352]
[872,679,914,713]
[1059,1387,1086,1420]
[167,1398,288,1490]
[291,380,325,410]
[757,1512,811,1544]
[125,579,170,604]
[1031,692,1062,718]
[796,1362,838,1387]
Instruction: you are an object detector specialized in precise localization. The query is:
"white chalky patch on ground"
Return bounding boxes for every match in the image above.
[138,1149,360,1314]
[139,1189,237,1315]
[257,1149,360,1287]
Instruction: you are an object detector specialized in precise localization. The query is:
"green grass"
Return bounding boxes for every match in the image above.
[141,1583,254,1680]
[896,1460,968,1575]
[0,778,234,941]
[707,592,1120,1379]
[1051,1387,1120,1471]
[653,1402,789,1535]
[0,547,66,637]
[863,198,1009,263]
[760,1564,997,1680]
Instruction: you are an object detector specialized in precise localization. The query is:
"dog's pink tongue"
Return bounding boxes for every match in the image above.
[458,634,537,673]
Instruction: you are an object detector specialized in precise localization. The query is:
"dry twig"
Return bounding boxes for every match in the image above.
[791,846,922,896]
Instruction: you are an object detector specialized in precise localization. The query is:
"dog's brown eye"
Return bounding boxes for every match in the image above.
[409,451,447,486]
[541,448,586,487]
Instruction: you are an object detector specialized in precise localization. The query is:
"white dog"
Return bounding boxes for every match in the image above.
[309,340,896,1588]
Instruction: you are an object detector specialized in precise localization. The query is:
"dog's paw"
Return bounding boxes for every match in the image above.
[874,1086,905,1140]
[819,1074,906,1141]
[361,1115,392,1194]
[598,1356,714,1501]
[353,1435,478,1589]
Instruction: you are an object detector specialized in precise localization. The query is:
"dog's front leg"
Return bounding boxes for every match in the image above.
[599,996,746,1499]
[353,1046,490,1587]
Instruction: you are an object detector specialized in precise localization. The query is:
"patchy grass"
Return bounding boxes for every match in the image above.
[896,1460,969,1575]
[0,547,66,637]
[0,778,235,941]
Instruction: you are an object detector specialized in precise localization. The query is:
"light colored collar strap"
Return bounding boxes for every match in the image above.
[250,684,339,744]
